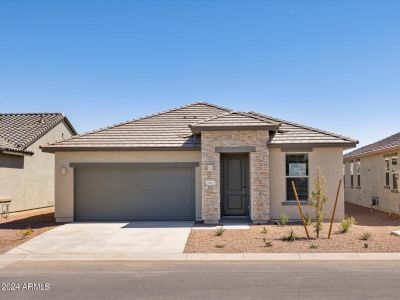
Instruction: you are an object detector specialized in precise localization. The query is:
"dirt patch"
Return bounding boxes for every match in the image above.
[0,208,61,254]
[185,203,400,253]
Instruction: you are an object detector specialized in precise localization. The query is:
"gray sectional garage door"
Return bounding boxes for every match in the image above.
[74,163,196,221]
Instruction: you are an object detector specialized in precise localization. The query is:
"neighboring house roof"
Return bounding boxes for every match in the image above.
[0,113,77,155]
[344,132,400,159]
[42,102,357,152]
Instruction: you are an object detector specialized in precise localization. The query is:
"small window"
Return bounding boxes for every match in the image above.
[356,159,361,187]
[385,158,390,187]
[286,154,309,201]
[392,155,398,190]
[343,163,346,188]
[350,161,354,187]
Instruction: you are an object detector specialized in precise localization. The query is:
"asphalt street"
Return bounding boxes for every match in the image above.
[0,260,400,300]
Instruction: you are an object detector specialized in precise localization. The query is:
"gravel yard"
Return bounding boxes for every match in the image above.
[0,207,60,254]
[185,203,400,253]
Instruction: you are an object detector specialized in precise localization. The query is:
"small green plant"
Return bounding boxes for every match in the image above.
[23,226,33,237]
[215,244,225,248]
[338,216,357,233]
[282,230,297,242]
[262,238,272,247]
[310,169,328,239]
[304,213,313,226]
[215,226,225,236]
[360,232,372,241]
[363,243,369,249]
[310,243,318,249]
[278,213,289,226]
[261,227,268,234]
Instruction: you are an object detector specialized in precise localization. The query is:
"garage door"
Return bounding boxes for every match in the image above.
[73,163,196,221]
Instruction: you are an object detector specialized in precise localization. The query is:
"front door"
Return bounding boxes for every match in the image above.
[222,154,248,216]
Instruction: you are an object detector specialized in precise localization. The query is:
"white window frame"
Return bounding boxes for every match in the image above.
[356,159,361,187]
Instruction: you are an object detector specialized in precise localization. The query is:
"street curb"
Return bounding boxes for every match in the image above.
[2,252,400,262]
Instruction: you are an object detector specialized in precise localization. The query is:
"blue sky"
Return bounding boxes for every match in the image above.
[1,1,399,148]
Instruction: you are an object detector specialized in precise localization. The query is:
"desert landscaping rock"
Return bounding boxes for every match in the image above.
[185,203,400,253]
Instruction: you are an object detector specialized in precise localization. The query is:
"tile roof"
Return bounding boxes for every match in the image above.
[247,111,357,147]
[42,102,357,152]
[43,103,228,151]
[0,113,76,155]
[189,111,280,133]
[344,132,400,159]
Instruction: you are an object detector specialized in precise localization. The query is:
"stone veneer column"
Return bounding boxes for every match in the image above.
[201,130,270,224]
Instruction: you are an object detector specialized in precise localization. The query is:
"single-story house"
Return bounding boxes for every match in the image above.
[0,113,76,212]
[344,132,399,214]
[42,102,357,223]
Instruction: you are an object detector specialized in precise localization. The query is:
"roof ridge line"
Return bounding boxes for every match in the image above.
[190,111,233,126]
[0,113,64,116]
[248,111,358,143]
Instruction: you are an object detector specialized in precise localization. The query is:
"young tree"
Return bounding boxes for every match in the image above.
[310,168,328,239]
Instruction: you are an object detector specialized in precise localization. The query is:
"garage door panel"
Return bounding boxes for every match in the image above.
[166,167,192,177]
[74,165,195,221]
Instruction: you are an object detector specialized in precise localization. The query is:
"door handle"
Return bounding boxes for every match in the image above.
[242,187,246,197]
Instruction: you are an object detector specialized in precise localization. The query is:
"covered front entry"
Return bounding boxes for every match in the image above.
[221,154,249,217]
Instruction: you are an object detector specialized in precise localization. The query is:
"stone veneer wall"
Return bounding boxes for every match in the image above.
[201,130,270,223]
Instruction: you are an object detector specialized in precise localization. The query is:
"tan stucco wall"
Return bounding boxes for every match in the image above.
[269,147,345,220]
[0,121,73,212]
[54,151,202,222]
[344,151,400,214]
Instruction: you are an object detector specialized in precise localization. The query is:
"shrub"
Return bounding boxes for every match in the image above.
[261,227,268,234]
[215,244,225,248]
[265,241,273,247]
[339,216,357,233]
[282,230,297,242]
[310,168,328,239]
[360,232,372,241]
[363,243,369,249]
[23,226,33,237]
[215,226,225,236]
[304,213,313,226]
[310,243,318,249]
[278,213,289,226]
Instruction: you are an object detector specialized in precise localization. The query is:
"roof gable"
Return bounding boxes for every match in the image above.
[0,113,76,155]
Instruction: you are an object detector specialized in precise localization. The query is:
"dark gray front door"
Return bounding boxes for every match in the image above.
[222,154,248,216]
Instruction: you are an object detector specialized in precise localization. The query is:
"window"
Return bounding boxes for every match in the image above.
[385,153,398,190]
[392,155,398,190]
[286,154,308,201]
[356,159,361,187]
[343,163,346,188]
[385,157,390,187]
[350,161,354,187]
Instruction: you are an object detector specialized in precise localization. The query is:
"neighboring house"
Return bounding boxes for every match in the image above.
[0,113,76,212]
[344,132,400,214]
[42,102,357,223]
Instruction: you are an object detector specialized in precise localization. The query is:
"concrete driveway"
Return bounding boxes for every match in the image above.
[7,222,193,256]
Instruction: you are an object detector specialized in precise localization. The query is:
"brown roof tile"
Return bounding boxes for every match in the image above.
[42,102,357,152]
[344,132,400,159]
[0,113,76,155]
